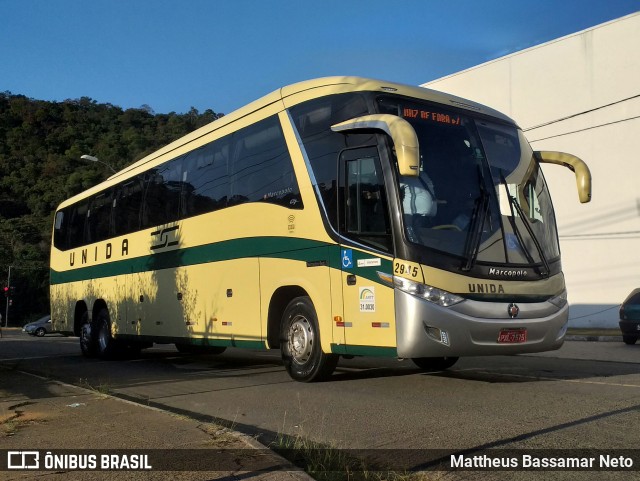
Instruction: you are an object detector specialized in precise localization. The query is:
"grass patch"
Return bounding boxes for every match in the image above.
[271,432,433,481]
[78,377,112,395]
[198,422,245,448]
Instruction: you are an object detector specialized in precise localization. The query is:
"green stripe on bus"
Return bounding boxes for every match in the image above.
[331,344,398,357]
[116,334,266,350]
[50,237,393,286]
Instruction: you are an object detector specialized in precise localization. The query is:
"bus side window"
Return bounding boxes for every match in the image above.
[114,176,144,236]
[141,169,168,228]
[229,116,301,209]
[68,202,89,249]
[53,210,68,250]
[159,156,184,222]
[183,139,230,216]
[87,190,114,244]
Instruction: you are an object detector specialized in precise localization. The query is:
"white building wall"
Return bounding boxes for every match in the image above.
[423,13,640,327]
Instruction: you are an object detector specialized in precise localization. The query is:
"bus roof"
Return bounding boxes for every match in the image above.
[57,76,514,210]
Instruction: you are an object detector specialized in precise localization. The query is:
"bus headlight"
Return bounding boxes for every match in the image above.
[393,276,464,307]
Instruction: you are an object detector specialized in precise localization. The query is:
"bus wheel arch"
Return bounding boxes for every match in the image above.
[73,301,89,337]
[267,286,308,349]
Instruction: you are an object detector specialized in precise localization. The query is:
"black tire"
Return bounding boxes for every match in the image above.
[79,311,98,358]
[412,356,459,371]
[622,335,638,345]
[95,308,118,358]
[35,327,46,337]
[175,343,227,355]
[281,296,338,382]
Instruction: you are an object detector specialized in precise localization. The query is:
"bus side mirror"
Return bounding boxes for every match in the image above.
[331,114,420,177]
[534,151,592,203]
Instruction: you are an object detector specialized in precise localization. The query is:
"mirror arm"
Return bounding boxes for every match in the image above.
[535,151,592,203]
[331,114,420,176]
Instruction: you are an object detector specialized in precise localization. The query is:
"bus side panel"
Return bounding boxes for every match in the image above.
[128,259,262,346]
[129,268,184,339]
[186,259,262,346]
[92,276,128,336]
[341,269,397,351]
[50,276,127,336]
[50,281,79,333]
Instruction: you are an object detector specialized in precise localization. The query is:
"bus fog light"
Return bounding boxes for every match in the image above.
[425,325,450,346]
[426,326,441,341]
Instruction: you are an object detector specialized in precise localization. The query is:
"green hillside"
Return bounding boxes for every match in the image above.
[0,91,222,324]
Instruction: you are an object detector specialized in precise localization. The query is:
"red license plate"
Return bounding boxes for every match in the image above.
[498,329,527,343]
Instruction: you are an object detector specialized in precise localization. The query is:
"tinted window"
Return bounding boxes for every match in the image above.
[53,210,68,250]
[340,147,392,252]
[114,176,144,236]
[229,116,302,209]
[140,157,185,228]
[54,115,301,250]
[68,202,89,249]
[87,190,113,243]
[183,138,230,216]
[141,170,166,228]
[290,93,373,229]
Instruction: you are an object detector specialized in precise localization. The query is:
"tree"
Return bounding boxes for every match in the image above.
[0,92,223,322]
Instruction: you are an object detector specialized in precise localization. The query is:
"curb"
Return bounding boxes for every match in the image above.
[565,335,622,342]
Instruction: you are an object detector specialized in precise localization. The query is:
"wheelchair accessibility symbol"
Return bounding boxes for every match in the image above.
[341,249,353,269]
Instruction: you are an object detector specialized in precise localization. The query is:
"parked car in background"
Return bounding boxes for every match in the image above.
[619,289,640,345]
[23,315,54,337]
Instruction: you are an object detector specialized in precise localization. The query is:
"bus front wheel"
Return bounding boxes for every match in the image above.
[412,356,459,371]
[281,296,338,382]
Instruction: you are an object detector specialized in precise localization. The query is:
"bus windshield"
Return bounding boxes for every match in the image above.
[378,97,559,272]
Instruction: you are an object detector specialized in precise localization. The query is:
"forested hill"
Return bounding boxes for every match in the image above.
[0,91,223,322]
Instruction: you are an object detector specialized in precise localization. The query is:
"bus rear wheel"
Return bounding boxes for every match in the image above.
[412,356,459,371]
[79,312,97,358]
[95,308,118,358]
[281,296,338,382]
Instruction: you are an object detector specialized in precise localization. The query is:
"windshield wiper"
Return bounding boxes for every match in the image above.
[500,172,550,277]
[461,167,490,272]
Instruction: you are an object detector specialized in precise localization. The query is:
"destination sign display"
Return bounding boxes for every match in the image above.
[402,107,462,126]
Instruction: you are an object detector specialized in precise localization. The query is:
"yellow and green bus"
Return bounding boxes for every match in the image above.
[50,77,591,382]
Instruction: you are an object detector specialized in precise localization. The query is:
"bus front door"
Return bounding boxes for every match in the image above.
[339,147,396,355]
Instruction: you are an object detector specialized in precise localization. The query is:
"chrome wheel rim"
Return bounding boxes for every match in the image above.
[98,320,109,352]
[80,323,92,352]
[287,315,314,365]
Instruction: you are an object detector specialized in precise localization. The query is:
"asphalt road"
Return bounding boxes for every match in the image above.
[1,328,639,476]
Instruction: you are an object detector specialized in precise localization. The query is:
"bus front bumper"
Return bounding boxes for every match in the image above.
[395,290,568,358]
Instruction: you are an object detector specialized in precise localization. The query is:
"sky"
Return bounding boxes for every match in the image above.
[2,0,640,116]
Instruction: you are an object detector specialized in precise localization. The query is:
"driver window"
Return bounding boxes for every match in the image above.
[339,147,392,252]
